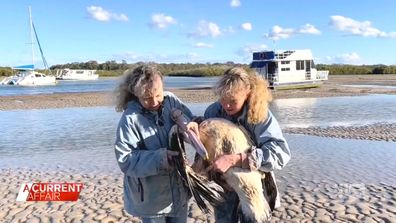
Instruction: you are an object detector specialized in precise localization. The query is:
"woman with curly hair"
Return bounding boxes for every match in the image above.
[114,64,198,223]
[204,66,291,222]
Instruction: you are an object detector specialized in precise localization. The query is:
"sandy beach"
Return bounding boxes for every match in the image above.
[1,169,395,223]
[1,74,396,222]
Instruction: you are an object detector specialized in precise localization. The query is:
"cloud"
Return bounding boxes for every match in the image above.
[325,52,361,64]
[87,6,128,22]
[298,24,321,34]
[236,44,268,61]
[329,15,389,38]
[188,20,222,38]
[193,42,214,48]
[264,25,294,40]
[112,52,201,63]
[329,15,396,38]
[241,22,252,31]
[264,24,320,40]
[149,13,177,29]
[238,44,267,54]
[230,0,241,7]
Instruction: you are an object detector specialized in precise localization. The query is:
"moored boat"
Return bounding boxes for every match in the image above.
[250,49,329,89]
[2,7,56,86]
[55,69,99,80]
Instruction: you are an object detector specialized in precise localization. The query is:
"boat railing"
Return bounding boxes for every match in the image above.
[0,77,11,85]
[317,70,329,80]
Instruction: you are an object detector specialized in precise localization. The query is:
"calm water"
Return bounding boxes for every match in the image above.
[271,94,396,128]
[1,95,396,185]
[0,76,220,96]
[342,84,396,89]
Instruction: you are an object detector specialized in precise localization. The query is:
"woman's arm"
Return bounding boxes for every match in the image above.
[251,111,291,172]
[114,116,172,178]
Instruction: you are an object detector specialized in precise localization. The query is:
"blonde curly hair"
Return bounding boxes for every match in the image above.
[115,64,163,112]
[215,66,272,124]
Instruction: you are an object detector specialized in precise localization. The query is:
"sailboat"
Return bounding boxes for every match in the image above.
[1,7,56,86]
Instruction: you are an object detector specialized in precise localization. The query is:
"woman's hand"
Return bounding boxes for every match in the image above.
[186,121,200,139]
[166,150,179,166]
[208,154,242,174]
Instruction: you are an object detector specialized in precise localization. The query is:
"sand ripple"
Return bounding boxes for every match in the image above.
[2,169,396,222]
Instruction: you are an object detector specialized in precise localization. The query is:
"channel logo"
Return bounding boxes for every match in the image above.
[16,183,83,201]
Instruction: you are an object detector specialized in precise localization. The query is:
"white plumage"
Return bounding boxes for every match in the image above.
[193,118,273,223]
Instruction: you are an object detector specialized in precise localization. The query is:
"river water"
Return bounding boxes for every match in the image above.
[0,76,220,96]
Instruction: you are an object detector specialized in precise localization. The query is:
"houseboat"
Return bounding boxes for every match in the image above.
[55,69,99,80]
[250,49,328,88]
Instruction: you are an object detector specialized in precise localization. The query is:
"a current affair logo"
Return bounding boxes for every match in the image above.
[16,183,83,201]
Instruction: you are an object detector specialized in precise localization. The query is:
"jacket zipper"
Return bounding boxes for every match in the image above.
[137,178,144,202]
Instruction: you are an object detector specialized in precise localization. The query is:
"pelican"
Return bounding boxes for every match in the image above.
[170,109,274,222]
[193,118,273,222]
[169,110,225,213]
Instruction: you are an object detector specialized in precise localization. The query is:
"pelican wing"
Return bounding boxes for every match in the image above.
[169,127,225,213]
[171,109,208,159]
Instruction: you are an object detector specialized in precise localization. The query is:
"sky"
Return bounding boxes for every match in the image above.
[1,0,396,68]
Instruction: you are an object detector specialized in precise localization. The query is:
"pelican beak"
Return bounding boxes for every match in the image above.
[187,130,208,160]
[171,108,209,160]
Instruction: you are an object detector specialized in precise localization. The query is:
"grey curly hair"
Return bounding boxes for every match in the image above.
[115,64,163,112]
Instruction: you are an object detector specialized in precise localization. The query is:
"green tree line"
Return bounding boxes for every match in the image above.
[49,61,245,77]
[1,61,396,77]
[316,64,396,75]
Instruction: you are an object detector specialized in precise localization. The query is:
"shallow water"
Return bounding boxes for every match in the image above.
[0,76,219,96]
[1,132,395,186]
[342,84,396,89]
[1,95,396,185]
[271,94,396,128]
[278,135,396,186]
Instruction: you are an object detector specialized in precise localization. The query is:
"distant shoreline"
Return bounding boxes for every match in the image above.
[1,74,396,111]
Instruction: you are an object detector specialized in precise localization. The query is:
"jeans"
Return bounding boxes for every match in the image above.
[141,206,188,223]
[141,216,187,223]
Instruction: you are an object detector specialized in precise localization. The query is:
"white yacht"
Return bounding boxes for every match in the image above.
[1,7,57,86]
[250,49,329,88]
[1,70,56,86]
[55,69,99,80]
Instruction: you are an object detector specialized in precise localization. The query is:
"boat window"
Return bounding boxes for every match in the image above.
[305,60,311,72]
[281,68,290,71]
[275,51,294,59]
[296,60,305,70]
[253,52,275,60]
[281,61,290,64]
[250,61,268,68]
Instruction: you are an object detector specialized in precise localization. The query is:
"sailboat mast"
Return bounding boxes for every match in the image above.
[28,6,35,70]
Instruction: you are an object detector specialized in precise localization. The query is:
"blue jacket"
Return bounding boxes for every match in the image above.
[114,91,193,218]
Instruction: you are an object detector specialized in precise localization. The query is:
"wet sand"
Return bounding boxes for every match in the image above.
[284,123,396,142]
[1,169,395,223]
